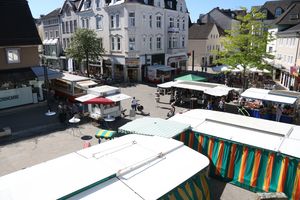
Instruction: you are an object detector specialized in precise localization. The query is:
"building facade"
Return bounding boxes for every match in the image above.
[51,0,189,82]
[188,23,222,68]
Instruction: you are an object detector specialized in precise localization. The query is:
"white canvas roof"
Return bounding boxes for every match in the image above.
[169,109,300,158]
[76,80,98,89]
[157,81,179,89]
[241,88,298,105]
[88,85,120,96]
[60,73,90,82]
[204,85,235,97]
[75,94,98,102]
[106,93,131,102]
[0,134,209,200]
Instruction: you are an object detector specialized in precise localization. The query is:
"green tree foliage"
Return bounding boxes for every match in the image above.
[66,29,105,77]
[215,8,274,89]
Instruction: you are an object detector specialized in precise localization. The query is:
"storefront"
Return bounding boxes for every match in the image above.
[125,58,140,82]
[0,67,61,109]
[167,53,188,72]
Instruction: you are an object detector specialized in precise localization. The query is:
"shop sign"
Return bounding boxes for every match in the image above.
[125,58,139,66]
[167,55,187,64]
[0,87,33,109]
[290,66,298,77]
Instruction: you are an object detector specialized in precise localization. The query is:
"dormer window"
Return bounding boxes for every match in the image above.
[84,0,91,9]
[275,7,282,17]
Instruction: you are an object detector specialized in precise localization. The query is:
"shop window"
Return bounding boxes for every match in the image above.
[6,48,20,64]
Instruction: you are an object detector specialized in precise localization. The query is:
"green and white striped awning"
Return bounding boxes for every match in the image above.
[118,117,190,138]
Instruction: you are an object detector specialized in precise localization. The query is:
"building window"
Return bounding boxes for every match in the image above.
[168,37,171,48]
[62,22,65,34]
[182,19,185,30]
[63,38,66,49]
[84,0,91,9]
[143,36,146,47]
[182,36,185,47]
[172,37,177,48]
[81,18,85,28]
[74,20,77,31]
[167,1,172,8]
[66,21,69,33]
[149,15,152,28]
[6,48,20,64]
[111,15,114,28]
[66,6,71,16]
[117,37,121,50]
[156,37,161,50]
[129,37,135,50]
[169,17,174,28]
[275,7,282,17]
[129,12,135,27]
[149,37,152,50]
[177,18,180,28]
[96,16,103,29]
[86,18,89,29]
[96,0,100,8]
[116,14,120,28]
[70,21,73,33]
[111,37,115,50]
[99,38,103,49]
[156,16,161,28]
[50,31,53,38]
[55,30,59,38]
[45,31,49,39]
[66,38,70,48]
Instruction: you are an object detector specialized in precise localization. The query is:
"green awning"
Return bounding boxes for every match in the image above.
[118,117,190,138]
[175,74,207,82]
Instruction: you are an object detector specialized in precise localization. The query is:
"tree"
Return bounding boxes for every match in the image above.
[215,8,274,90]
[66,29,105,77]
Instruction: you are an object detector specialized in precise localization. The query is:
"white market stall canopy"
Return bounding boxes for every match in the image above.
[106,93,131,102]
[0,134,209,200]
[241,88,298,105]
[148,65,176,72]
[76,80,98,89]
[88,85,120,96]
[157,81,179,89]
[75,94,98,102]
[118,117,190,138]
[204,85,239,97]
[60,72,90,82]
[169,109,300,158]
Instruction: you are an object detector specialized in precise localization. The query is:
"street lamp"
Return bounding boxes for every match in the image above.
[43,63,56,116]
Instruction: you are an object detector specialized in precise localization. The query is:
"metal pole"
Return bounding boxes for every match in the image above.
[192,50,194,71]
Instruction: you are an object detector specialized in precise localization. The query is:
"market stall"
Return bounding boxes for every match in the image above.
[0,134,211,200]
[240,88,300,123]
[169,109,300,200]
[75,85,131,120]
[51,72,98,101]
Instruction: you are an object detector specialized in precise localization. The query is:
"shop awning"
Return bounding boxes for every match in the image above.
[0,67,36,82]
[175,74,207,82]
[75,94,98,102]
[83,97,114,104]
[76,80,98,89]
[95,129,116,139]
[241,88,297,105]
[31,66,62,81]
[157,66,176,72]
[106,93,131,102]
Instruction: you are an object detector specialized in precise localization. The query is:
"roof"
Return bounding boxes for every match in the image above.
[175,74,207,82]
[88,85,120,96]
[0,0,41,46]
[241,88,299,104]
[274,2,300,25]
[277,22,300,34]
[60,0,81,14]
[118,117,190,138]
[59,72,90,82]
[0,134,209,200]
[41,8,60,20]
[261,0,300,19]
[169,109,300,158]
[188,23,215,39]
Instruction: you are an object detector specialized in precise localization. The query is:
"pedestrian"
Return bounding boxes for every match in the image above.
[207,100,213,110]
[131,97,137,111]
[218,98,225,111]
[276,104,283,122]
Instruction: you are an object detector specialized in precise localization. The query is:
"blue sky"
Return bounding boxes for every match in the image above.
[28,0,267,22]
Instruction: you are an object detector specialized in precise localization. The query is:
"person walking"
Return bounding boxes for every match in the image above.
[276,104,283,122]
[131,97,138,111]
[218,98,225,111]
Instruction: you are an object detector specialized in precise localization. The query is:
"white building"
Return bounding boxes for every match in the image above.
[75,0,189,82]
